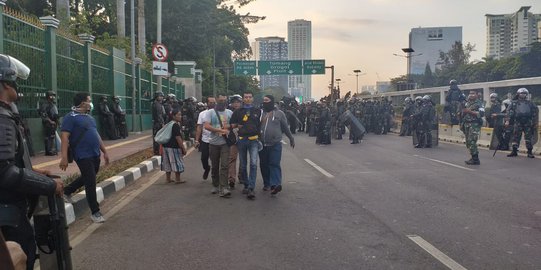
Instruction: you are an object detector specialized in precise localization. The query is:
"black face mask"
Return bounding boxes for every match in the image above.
[263,102,274,112]
[215,102,226,111]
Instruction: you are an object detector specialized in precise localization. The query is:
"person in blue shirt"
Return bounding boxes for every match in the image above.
[59,92,110,223]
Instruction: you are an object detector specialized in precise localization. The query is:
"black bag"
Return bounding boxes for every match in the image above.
[67,122,90,163]
[214,109,236,146]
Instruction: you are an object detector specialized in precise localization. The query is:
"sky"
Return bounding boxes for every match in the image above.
[239,0,540,99]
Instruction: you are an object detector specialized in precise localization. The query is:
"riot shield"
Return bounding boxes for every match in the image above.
[532,112,539,146]
[412,130,419,146]
[340,111,366,137]
[34,195,73,270]
[431,117,439,147]
[489,122,505,150]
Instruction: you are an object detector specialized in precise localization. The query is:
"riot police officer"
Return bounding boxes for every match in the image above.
[38,91,59,155]
[400,97,414,136]
[111,96,128,139]
[506,88,539,158]
[0,54,64,270]
[445,79,466,125]
[152,91,166,155]
[97,95,118,140]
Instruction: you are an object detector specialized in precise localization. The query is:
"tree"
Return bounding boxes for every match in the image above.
[421,62,434,88]
[438,41,476,72]
[56,0,70,25]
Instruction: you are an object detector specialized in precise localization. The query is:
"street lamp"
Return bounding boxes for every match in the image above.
[349,69,366,94]
[393,47,422,84]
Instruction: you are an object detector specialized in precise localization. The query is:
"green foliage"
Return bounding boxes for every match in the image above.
[391,42,541,90]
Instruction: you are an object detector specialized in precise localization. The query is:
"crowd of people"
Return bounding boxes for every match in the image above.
[153,91,295,199]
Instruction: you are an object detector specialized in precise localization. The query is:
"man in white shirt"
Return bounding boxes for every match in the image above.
[195,97,216,180]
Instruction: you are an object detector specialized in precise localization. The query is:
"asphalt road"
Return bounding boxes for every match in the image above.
[69,132,541,270]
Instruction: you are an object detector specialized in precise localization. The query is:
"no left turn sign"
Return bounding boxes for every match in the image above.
[152,43,168,62]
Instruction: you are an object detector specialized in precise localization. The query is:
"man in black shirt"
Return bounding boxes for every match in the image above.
[230,91,262,199]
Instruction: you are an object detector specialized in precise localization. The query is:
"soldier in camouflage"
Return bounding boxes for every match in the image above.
[505,88,539,158]
[461,90,485,165]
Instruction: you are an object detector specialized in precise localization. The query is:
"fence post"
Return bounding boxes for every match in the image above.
[39,16,60,93]
[0,0,6,54]
[78,34,95,96]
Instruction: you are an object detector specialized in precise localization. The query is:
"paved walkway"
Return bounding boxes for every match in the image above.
[31,130,154,178]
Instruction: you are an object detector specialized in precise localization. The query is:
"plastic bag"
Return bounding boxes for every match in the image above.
[154,121,175,144]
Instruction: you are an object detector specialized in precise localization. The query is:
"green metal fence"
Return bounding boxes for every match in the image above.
[0,5,185,152]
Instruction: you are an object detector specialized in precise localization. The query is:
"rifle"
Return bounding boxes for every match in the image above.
[34,194,73,270]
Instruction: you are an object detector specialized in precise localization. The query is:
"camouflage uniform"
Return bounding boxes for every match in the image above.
[506,98,538,157]
[461,98,484,163]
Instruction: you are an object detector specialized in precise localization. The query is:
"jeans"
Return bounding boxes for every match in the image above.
[237,139,259,190]
[259,143,282,188]
[64,156,101,214]
[199,141,210,172]
[209,144,230,188]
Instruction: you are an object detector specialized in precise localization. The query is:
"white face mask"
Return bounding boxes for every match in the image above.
[89,102,94,112]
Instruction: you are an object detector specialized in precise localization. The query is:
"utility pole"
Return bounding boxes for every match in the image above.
[393,48,422,89]
[156,0,162,94]
[130,0,137,131]
[353,69,361,94]
[326,65,335,103]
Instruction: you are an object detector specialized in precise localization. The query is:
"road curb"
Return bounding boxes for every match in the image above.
[63,141,191,225]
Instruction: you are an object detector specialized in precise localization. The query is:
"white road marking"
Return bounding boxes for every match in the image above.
[407,235,468,270]
[413,155,475,172]
[304,159,334,178]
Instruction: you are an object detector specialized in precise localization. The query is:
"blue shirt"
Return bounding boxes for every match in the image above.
[61,111,101,161]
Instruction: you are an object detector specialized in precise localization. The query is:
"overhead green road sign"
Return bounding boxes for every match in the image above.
[258,60,302,75]
[303,60,326,75]
[234,61,257,76]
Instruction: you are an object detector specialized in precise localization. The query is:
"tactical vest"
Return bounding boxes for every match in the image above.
[515,101,532,118]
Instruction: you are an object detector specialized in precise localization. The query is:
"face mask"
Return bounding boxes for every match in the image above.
[89,102,94,112]
[208,103,215,109]
[215,102,226,111]
[263,102,274,112]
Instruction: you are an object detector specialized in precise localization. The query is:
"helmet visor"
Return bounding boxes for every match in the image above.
[10,56,30,80]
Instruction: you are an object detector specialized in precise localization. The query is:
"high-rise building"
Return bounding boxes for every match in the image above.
[486,6,541,59]
[288,19,312,99]
[408,26,462,74]
[253,37,288,92]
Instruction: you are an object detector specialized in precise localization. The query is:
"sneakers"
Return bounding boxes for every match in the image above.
[219,188,232,198]
[90,212,106,223]
[262,186,270,191]
[211,187,219,194]
[242,188,249,195]
[271,185,282,195]
[229,181,235,189]
[203,169,210,180]
[247,190,255,200]
[63,194,74,204]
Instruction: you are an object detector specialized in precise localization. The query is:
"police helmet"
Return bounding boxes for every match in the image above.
[230,95,242,103]
[186,96,197,103]
[415,96,423,102]
[0,54,30,83]
[404,97,412,103]
[449,79,457,86]
[422,95,431,101]
[502,99,511,107]
[154,91,164,98]
[517,88,529,95]
[489,93,498,99]
[113,96,121,101]
[46,90,56,97]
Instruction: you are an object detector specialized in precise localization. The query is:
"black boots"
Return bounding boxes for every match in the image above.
[527,148,535,158]
[507,147,518,157]
[465,154,480,165]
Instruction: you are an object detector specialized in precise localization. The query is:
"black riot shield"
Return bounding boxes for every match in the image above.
[489,121,505,150]
[340,110,366,138]
[34,195,73,270]
[431,116,439,147]
[532,113,539,146]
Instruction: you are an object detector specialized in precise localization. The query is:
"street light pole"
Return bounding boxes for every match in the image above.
[353,69,361,94]
[130,0,136,132]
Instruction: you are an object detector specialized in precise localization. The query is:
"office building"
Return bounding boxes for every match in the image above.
[288,19,312,99]
[486,6,541,59]
[253,37,289,92]
[408,26,462,74]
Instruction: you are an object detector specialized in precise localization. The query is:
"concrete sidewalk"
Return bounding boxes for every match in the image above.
[32,130,154,178]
